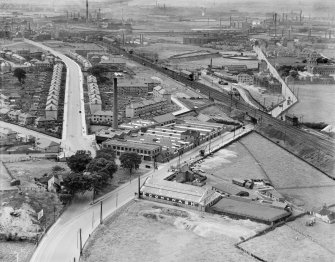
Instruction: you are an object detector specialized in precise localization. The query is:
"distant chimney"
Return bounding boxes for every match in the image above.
[113,78,118,130]
[86,0,89,23]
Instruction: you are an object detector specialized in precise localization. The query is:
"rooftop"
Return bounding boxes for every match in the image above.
[103,139,161,151]
[211,198,291,223]
[141,177,210,204]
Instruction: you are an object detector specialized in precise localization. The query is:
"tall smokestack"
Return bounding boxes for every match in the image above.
[113,78,118,130]
[86,0,89,23]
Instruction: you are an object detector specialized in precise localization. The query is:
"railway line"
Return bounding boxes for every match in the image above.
[103,41,335,157]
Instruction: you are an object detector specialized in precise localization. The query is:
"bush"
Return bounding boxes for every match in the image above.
[52,165,65,172]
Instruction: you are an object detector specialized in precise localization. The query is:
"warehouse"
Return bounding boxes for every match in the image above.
[141,178,221,211]
[209,197,291,225]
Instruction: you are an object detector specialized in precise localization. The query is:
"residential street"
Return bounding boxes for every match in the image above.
[24,39,96,157]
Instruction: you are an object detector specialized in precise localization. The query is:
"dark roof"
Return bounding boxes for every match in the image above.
[152,113,176,124]
[211,198,291,223]
[213,183,249,196]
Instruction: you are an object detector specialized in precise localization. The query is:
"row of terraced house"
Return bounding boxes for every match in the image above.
[45,63,64,121]
[67,51,92,71]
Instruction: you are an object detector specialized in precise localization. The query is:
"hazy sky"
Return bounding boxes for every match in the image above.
[9,0,335,14]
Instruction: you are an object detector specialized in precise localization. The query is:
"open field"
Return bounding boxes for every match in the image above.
[239,220,335,262]
[288,84,335,126]
[169,57,259,71]
[5,159,69,187]
[82,201,266,262]
[196,132,335,210]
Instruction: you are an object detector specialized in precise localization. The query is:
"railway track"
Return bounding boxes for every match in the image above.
[105,42,335,156]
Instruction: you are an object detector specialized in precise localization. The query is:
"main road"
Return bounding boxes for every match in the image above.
[24,39,97,157]
[29,122,253,262]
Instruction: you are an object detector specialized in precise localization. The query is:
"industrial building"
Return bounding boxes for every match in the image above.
[209,197,291,225]
[237,73,254,85]
[102,139,161,161]
[140,178,221,211]
[125,98,169,118]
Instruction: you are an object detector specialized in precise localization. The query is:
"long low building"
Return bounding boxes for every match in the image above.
[102,139,161,161]
[209,197,291,225]
[141,178,221,211]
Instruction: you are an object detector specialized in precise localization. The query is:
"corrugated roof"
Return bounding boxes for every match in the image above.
[211,198,290,222]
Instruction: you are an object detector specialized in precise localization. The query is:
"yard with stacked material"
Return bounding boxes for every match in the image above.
[198,132,335,210]
[239,216,335,262]
[82,201,267,262]
[0,159,66,261]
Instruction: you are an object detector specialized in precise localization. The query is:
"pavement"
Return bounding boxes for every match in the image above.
[0,161,17,191]
[29,124,253,262]
[24,39,97,157]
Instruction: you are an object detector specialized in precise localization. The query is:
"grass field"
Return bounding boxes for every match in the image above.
[239,219,335,262]
[82,201,265,262]
[288,84,335,126]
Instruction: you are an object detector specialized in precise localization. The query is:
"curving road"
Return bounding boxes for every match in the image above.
[24,39,96,157]
[28,123,253,262]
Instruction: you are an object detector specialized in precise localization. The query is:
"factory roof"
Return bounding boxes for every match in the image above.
[211,198,290,223]
[141,177,214,204]
[212,183,249,196]
[103,139,161,151]
[152,113,176,124]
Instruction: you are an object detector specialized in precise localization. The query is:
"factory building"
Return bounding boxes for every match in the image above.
[125,98,169,118]
[141,178,221,211]
[102,139,161,161]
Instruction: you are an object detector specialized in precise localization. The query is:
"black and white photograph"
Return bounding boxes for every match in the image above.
[0,0,334,261]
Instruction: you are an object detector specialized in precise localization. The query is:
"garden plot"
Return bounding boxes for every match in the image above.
[82,201,265,262]
[5,159,69,188]
[239,224,335,262]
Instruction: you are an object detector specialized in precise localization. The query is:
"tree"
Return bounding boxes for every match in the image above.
[95,148,116,161]
[86,158,117,179]
[119,152,142,175]
[66,151,92,172]
[62,172,91,195]
[52,165,65,173]
[13,68,26,84]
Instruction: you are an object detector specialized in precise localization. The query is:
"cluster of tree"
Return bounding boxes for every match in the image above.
[62,149,117,200]
[13,68,26,84]
[61,149,142,202]
[278,65,306,78]
[316,57,330,64]
[87,65,112,84]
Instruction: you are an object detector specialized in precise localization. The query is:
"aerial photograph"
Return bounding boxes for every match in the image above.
[0,0,334,261]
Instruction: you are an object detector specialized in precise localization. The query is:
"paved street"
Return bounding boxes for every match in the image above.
[29,125,253,262]
[24,39,96,157]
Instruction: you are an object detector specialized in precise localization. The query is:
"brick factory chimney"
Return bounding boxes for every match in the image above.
[113,78,118,130]
[86,0,89,23]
